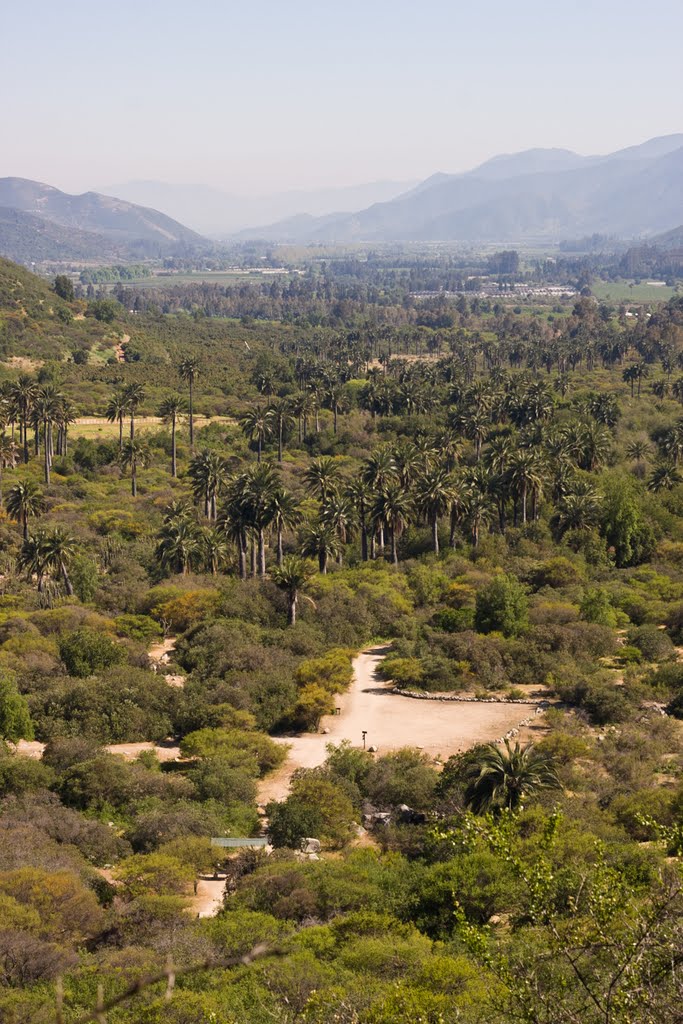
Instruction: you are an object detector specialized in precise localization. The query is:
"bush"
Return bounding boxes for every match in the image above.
[267,776,355,848]
[628,625,675,663]
[474,575,529,637]
[580,588,617,628]
[364,749,438,809]
[58,629,125,678]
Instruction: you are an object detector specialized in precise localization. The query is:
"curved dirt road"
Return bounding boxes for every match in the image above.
[258,647,541,804]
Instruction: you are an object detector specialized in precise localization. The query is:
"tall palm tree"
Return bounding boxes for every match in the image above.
[346,478,373,562]
[326,380,348,435]
[303,456,343,504]
[218,482,250,580]
[34,385,63,485]
[269,398,295,462]
[371,484,413,564]
[188,450,228,521]
[239,404,274,463]
[270,487,302,566]
[158,394,187,477]
[6,481,45,539]
[239,463,279,576]
[119,438,151,497]
[0,436,18,506]
[55,397,77,457]
[10,375,37,464]
[123,382,146,440]
[179,358,200,449]
[321,493,356,565]
[300,520,340,574]
[416,464,455,554]
[271,555,316,626]
[106,389,128,451]
[464,739,561,813]
[464,490,494,548]
[508,450,544,525]
[202,527,230,575]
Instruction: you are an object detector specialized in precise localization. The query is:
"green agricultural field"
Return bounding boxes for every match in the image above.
[591,278,679,303]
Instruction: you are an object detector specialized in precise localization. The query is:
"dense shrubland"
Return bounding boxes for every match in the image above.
[0,256,682,1019]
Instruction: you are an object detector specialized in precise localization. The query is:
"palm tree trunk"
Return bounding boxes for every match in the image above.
[360,519,368,561]
[521,485,527,525]
[289,593,297,626]
[257,436,262,463]
[319,550,327,574]
[258,529,266,577]
[391,529,398,565]
[333,405,338,434]
[250,537,257,577]
[23,510,28,540]
[61,563,74,597]
[189,379,194,449]
[131,466,137,497]
[130,413,135,440]
[431,515,439,554]
[277,525,283,566]
[171,418,177,477]
[238,532,247,580]
[278,422,283,462]
[119,416,123,451]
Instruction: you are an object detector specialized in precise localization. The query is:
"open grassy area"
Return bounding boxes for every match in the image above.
[72,414,234,440]
[591,279,679,303]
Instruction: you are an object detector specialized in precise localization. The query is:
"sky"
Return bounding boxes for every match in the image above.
[2,0,682,196]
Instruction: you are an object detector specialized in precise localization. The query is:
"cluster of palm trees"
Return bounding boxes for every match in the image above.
[0,376,77,484]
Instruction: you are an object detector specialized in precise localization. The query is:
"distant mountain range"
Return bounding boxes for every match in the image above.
[232,134,683,244]
[95,179,417,236]
[0,178,209,262]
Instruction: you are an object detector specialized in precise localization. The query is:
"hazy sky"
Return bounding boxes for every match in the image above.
[2,0,682,195]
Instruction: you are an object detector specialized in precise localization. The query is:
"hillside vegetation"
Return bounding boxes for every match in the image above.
[1,255,683,1021]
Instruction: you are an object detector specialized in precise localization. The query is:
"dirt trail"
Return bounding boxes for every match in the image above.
[149,636,185,688]
[258,646,541,805]
[114,333,130,362]
[190,876,226,918]
[15,738,182,763]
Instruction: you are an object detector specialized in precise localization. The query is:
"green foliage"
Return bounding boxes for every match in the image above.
[58,628,126,677]
[0,672,33,741]
[267,775,356,848]
[474,574,529,637]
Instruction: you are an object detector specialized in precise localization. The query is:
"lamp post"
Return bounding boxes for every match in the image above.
[362,730,367,749]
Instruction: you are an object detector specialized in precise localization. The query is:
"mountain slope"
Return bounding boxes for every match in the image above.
[238,135,683,244]
[98,179,417,235]
[0,179,208,258]
[0,206,123,263]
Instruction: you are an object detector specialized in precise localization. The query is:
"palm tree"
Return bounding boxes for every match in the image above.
[239,463,279,577]
[371,484,413,564]
[361,448,398,551]
[346,478,373,562]
[270,487,302,566]
[156,517,202,575]
[292,390,314,442]
[39,526,78,597]
[106,389,128,451]
[625,439,652,463]
[188,450,228,521]
[552,485,601,537]
[119,438,150,497]
[326,380,348,435]
[6,481,45,539]
[464,739,561,813]
[322,493,356,565]
[464,490,494,548]
[34,385,63,485]
[17,531,50,593]
[179,358,200,449]
[0,436,18,506]
[55,397,77,457]
[218,482,250,580]
[10,375,37,464]
[416,464,455,554]
[648,463,683,493]
[269,398,295,462]
[271,555,316,626]
[508,450,544,525]
[303,456,343,504]
[300,520,340,574]
[202,527,230,575]
[123,382,146,440]
[158,394,187,477]
[239,404,274,463]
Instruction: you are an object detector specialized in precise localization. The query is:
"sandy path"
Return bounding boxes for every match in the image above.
[149,635,185,688]
[258,647,541,804]
[15,739,181,763]
[190,876,226,918]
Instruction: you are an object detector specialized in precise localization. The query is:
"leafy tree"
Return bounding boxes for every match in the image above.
[58,628,126,678]
[267,775,355,848]
[0,672,33,741]
[474,574,529,637]
[53,275,74,301]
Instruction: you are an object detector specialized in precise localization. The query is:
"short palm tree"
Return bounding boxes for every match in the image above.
[648,462,683,493]
[39,526,78,596]
[188,449,228,520]
[270,487,302,566]
[158,394,187,477]
[156,517,202,575]
[464,739,561,813]
[6,481,45,539]
[271,555,316,626]
[300,520,340,574]
[303,456,343,504]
